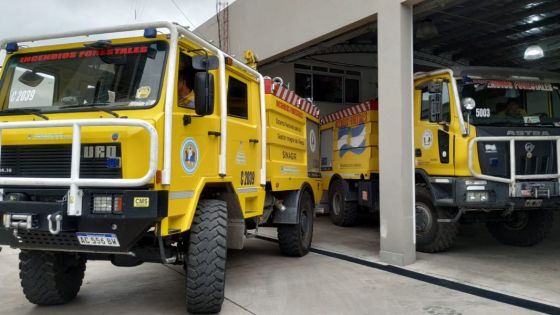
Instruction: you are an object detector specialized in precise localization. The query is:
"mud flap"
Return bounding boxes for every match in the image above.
[272,190,303,225]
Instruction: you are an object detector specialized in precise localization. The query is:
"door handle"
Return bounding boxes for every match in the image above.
[415,148,422,157]
[208,131,221,137]
[249,138,259,144]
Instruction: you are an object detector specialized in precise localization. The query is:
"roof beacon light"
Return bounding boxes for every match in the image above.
[6,42,18,53]
[524,45,544,60]
[144,28,157,38]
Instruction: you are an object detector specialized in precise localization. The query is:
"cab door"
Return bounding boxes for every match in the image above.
[414,78,455,176]
[225,71,262,216]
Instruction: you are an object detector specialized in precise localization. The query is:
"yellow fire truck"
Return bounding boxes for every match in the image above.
[0,22,321,313]
[321,67,560,253]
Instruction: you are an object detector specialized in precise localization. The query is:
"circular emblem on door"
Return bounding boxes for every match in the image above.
[422,129,433,150]
[181,138,199,174]
[309,129,317,153]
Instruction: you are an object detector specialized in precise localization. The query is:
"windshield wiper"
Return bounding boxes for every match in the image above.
[0,108,49,120]
[59,104,120,118]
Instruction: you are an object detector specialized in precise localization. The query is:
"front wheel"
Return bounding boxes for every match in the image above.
[277,190,314,257]
[415,185,459,253]
[19,250,86,305]
[186,199,228,314]
[487,209,553,247]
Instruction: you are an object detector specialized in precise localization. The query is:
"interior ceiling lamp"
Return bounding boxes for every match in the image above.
[416,19,439,39]
[524,45,544,60]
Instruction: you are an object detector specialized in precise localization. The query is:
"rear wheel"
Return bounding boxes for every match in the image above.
[415,185,459,253]
[19,250,86,305]
[186,199,227,314]
[487,209,553,247]
[329,179,359,227]
[277,190,314,257]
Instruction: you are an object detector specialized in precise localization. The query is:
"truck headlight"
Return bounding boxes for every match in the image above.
[92,194,123,214]
[466,191,489,202]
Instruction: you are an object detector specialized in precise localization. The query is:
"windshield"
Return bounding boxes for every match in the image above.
[459,78,560,127]
[0,41,167,113]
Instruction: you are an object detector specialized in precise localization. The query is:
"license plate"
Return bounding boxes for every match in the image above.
[76,233,120,247]
[525,199,543,207]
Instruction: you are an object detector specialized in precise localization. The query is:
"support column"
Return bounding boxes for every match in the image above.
[377,0,416,266]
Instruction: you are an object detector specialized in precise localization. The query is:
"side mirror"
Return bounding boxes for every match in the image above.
[18,70,44,87]
[462,97,476,111]
[194,72,214,116]
[429,93,442,123]
[428,81,443,123]
[192,55,219,71]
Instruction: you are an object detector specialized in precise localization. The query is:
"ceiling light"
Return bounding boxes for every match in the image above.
[416,20,439,40]
[524,45,544,60]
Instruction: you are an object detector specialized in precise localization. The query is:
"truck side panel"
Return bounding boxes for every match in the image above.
[266,95,308,190]
[321,109,379,182]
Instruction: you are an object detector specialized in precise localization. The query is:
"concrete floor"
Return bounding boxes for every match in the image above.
[1,213,558,314]
[264,213,560,308]
[0,238,543,315]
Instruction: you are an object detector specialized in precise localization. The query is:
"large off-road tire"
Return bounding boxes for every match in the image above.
[487,209,553,247]
[19,250,86,305]
[277,190,314,257]
[415,185,459,253]
[329,179,359,227]
[186,199,227,314]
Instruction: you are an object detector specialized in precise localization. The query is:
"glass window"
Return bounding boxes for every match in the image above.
[553,89,560,118]
[8,67,55,108]
[526,90,549,116]
[0,41,167,113]
[295,73,312,100]
[421,90,430,120]
[294,66,360,105]
[294,64,311,70]
[313,74,342,103]
[227,76,248,119]
[345,78,359,103]
[441,83,451,123]
[458,80,560,126]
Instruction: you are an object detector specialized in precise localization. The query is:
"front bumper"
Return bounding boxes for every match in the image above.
[431,177,560,210]
[0,189,167,253]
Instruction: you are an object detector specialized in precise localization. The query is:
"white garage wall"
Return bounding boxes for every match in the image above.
[195,0,379,63]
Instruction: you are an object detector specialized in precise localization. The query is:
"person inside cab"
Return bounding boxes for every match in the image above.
[498,99,527,118]
[178,69,195,108]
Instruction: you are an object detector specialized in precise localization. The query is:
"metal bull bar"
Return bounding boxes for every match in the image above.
[0,119,158,216]
[468,136,560,196]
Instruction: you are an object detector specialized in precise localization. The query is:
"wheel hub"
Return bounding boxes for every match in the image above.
[415,203,433,234]
[332,192,342,216]
[504,211,530,231]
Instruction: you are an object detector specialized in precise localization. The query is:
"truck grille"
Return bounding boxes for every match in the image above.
[0,144,122,179]
[515,141,556,176]
[478,140,557,178]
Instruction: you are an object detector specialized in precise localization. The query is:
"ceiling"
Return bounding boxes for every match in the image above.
[287,0,560,72]
[413,0,560,71]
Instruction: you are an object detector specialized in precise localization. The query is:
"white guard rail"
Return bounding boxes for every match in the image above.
[0,119,158,216]
[468,136,560,194]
